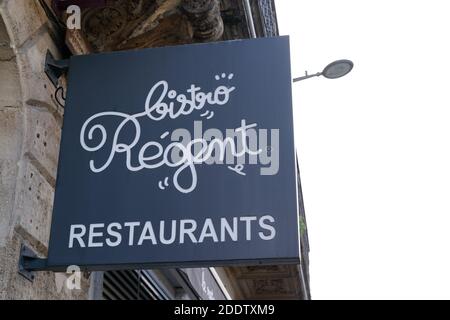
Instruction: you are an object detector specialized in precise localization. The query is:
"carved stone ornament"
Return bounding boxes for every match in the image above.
[63,0,224,53]
[181,0,224,42]
[81,0,158,52]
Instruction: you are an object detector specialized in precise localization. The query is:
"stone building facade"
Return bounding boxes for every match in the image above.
[0,0,310,300]
[0,0,87,299]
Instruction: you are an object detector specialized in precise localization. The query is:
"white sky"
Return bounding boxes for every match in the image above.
[275,0,450,299]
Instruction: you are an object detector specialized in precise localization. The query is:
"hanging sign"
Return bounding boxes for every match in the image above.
[47,36,300,270]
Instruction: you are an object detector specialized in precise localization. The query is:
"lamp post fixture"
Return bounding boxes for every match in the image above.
[293,59,354,82]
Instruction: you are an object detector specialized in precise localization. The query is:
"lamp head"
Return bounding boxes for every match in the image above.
[322,59,354,79]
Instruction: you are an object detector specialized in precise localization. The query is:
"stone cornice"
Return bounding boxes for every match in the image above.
[59,0,224,53]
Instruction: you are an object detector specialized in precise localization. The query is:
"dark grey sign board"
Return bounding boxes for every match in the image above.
[47,36,300,271]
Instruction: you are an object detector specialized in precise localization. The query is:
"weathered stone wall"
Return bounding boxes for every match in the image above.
[0,0,89,299]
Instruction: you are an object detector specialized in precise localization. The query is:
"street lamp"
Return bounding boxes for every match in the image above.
[293,59,354,82]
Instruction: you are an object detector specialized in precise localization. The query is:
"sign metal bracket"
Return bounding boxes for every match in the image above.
[44,50,69,88]
[18,244,49,282]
